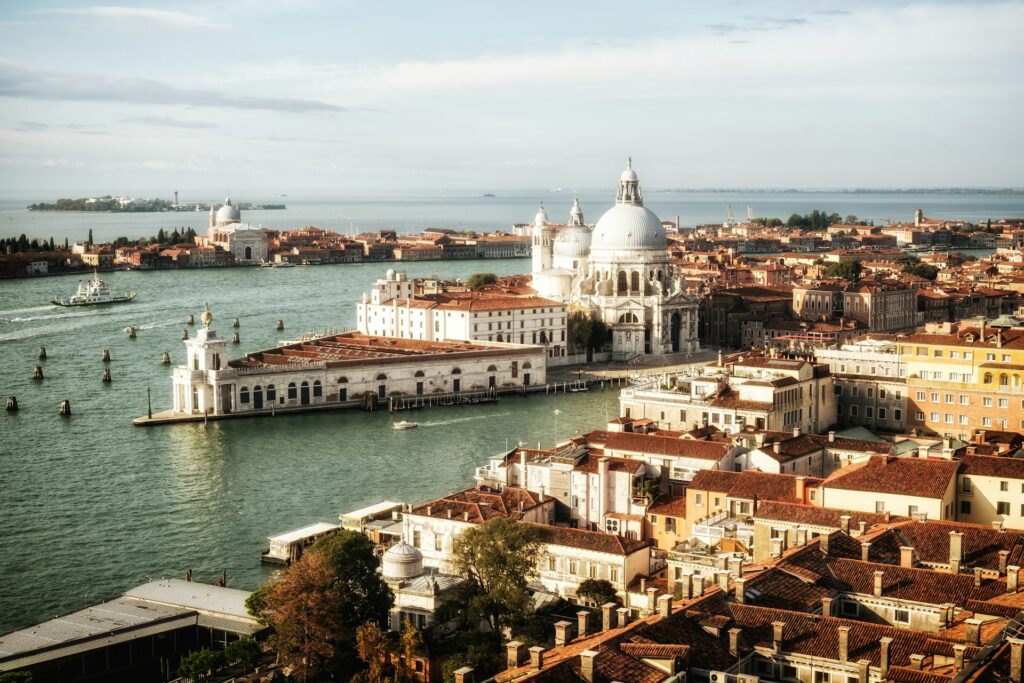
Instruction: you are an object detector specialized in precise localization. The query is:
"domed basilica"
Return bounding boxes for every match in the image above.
[199,196,268,264]
[530,160,699,360]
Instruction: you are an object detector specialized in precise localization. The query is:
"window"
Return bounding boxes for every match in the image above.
[1002,481,1009,492]
[962,477,974,493]
[867,388,874,399]
[313,380,322,398]
[412,530,421,548]
[961,501,971,514]
[240,386,250,403]
[866,407,873,418]
[960,415,968,425]
[851,405,859,417]
[894,609,910,624]
[1000,398,1009,409]
[879,408,887,420]
[266,385,276,402]
[548,556,556,571]
[931,392,939,403]
[983,417,993,427]
[894,409,902,421]
[908,505,918,516]
[945,394,954,404]
[694,493,703,505]
[665,518,676,533]
[875,501,885,513]
[916,391,925,401]
[960,395,969,405]
[930,412,940,422]
[610,567,619,583]
[434,535,442,551]
[984,397,993,407]
[287,382,297,400]
[880,389,887,399]
[840,601,859,617]
[934,349,943,358]
[998,502,1011,515]
[588,564,597,579]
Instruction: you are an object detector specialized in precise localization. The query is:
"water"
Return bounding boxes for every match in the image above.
[0,259,619,633]
[3,189,1024,245]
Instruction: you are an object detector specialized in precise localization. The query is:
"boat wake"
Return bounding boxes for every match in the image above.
[418,412,511,428]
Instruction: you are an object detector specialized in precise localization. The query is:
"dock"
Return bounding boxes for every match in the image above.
[261,522,340,565]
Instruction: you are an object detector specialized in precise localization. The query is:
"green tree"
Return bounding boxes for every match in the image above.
[576,579,619,607]
[87,228,93,245]
[353,619,422,683]
[0,672,34,683]
[244,584,269,624]
[451,518,546,632]
[176,648,225,682]
[824,259,862,283]
[313,530,394,633]
[904,262,939,280]
[225,638,261,674]
[466,273,497,291]
[440,631,503,683]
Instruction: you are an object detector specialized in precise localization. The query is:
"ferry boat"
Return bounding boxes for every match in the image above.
[51,272,136,307]
[392,420,419,430]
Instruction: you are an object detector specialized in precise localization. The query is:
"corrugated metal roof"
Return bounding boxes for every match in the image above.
[124,579,252,620]
[269,522,339,544]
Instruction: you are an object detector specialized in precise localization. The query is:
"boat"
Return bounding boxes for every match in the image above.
[274,262,296,268]
[51,271,136,307]
[392,420,419,430]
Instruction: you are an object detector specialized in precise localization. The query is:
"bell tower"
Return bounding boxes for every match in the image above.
[531,204,553,274]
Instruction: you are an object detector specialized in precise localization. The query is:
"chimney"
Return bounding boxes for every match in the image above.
[909,654,924,671]
[554,620,574,647]
[774,441,782,454]
[917,446,930,459]
[861,542,872,562]
[577,610,591,637]
[828,430,836,443]
[900,546,915,568]
[1001,551,1011,575]
[717,570,730,592]
[580,650,598,683]
[601,602,616,631]
[447,509,453,519]
[857,660,870,683]
[953,644,967,673]
[858,521,866,536]
[840,515,851,534]
[453,667,475,683]
[1010,638,1024,683]
[880,637,893,675]
[692,574,705,597]
[506,641,526,669]
[529,646,545,671]
[950,531,964,572]
[772,621,785,652]
[838,625,850,662]
[658,594,673,618]
[822,596,833,616]
[796,476,806,501]
[820,532,830,555]
[796,528,808,546]
[616,607,629,629]
[975,567,984,588]
[735,577,747,603]
[647,587,658,611]
[793,426,801,438]
[463,511,470,522]
[640,577,646,593]
[679,573,692,599]
[1010,566,1021,594]
[873,570,884,597]
[730,557,744,577]
[965,618,982,646]
[728,627,742,657]
[426,505,432,516]
[993,520,1005,532]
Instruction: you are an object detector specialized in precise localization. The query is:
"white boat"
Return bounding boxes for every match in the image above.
[52,271,136,307]
[392,420,419,430]
[274,262,296,268]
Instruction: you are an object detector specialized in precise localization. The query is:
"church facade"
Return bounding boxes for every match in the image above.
[530,160,700,360]
[199,196,269,264]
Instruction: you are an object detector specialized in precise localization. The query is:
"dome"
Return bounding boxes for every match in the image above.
[382,542,423,580]
[216,196,241,224]
[591,204,667,253]
[553,226,592,258]
[620,157,638,182]
[533,205,549,228]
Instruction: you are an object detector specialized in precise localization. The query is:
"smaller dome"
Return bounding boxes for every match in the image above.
[382,542,423,580]
[620,158,637,183]
[200,309,213,326]
[553,226,592,258]
[534,205,549,227]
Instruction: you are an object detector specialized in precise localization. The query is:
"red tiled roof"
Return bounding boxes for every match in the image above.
[410,486,546,524]
[959,454,1024,479]
[528,524,652,556]
[752,500,901,530]
[688,470,821,502]
[585,430,731,461]
[823,456,960,500]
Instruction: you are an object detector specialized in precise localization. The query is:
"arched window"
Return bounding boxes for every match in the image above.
[984,373,993,385]
[451,367,462,375]
[267,384,276,401]
[240,386,250,403]
[487,365,497,372]
[1000,374,1009,387]
[337,376,348,384]
[313,380,322,397]
[414,370,425,378]
[523,361,532,370]
[631,272,640,291]
[617,271,627,293]
[496,334,503,342]
[618,312,639,324]
[288,382,297,399]
[376,373,387,381]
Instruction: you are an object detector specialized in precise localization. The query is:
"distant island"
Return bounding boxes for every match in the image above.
[27,196,286,212]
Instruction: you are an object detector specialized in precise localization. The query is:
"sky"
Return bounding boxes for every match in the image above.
[0,0,1022,192]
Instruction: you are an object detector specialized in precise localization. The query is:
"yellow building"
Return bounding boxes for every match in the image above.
[645,495,687,551]
[899,321,1024,439]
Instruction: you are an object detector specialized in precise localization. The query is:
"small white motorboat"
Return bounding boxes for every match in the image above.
[392,420,419,430]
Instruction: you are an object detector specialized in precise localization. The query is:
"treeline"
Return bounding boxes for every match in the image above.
[2,227,199,254]
[27,197,174,212]
[2,235,62,254]
[751,212,873,229]
[111,227,199,247]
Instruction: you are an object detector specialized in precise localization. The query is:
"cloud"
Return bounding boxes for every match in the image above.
[118,115,217,129]
[0,60,346,113]
[37,6,229,30]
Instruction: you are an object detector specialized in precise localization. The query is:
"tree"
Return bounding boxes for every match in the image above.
[63,237,69,250]
[577,579,619,607]
[824,259,862,283]
[440,631,503,683]
[466,273,497,291]
[313,530,394,633]
[451,518,546,631]
[244,584,269,624]
[904,262,939,281]
[225,638,261,674]
[263,550,344,682]
[87,228,93,245]
[176,648,225,682]
[0,672,34,683]
[353,620,421,683]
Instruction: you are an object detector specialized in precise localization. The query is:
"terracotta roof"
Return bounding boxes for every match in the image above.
[529,524,652,556]
[410,486,547,524]
[752,500,901,530]
[959,454,1024,479]
[688,469,821,503]
[823,456,960,500]
[585,430,731,461]
[648,494,687,518]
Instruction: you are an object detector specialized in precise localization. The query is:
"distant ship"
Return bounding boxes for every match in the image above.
[51,271,137,307]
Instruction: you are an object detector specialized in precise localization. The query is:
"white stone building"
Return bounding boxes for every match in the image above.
[168,313,547,418]
[198,196,268,264]
[380,542,467,632]
[529,160,700,360]
[356,269,569,362]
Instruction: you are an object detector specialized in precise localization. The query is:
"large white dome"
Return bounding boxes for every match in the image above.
[553,226,592,258]
[591,204,667,253]
[216,197,241,224]
[382,542,423,580]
